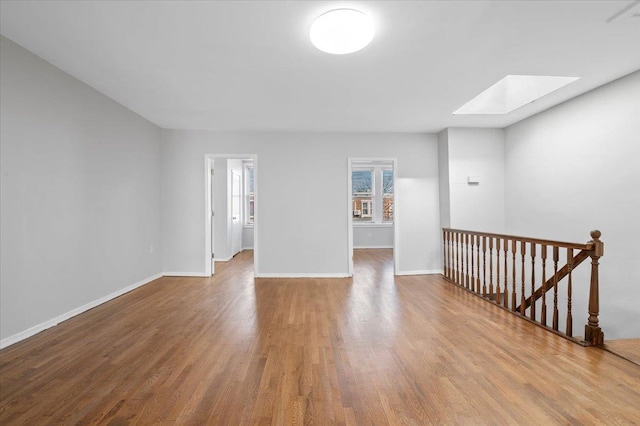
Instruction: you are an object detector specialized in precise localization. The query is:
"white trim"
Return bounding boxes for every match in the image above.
[347,160,354,276]
[255,272,350,278]
[393,161,399,277]
[213,256,233,262]
[241,246,254,250]
[353,223,393,228]
[354,245,394,249]
[0,273,163,349]
[163,272,210,277]
[206,157,214,276]
[395,269,443,276]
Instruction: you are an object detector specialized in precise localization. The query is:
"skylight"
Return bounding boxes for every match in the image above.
[453,75,580,115]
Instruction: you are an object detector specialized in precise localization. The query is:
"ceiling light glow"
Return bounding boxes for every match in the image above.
[453,75,580,115]
[310,9,374,54]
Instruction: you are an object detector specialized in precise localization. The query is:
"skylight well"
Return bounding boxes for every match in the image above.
[453,75,580,115]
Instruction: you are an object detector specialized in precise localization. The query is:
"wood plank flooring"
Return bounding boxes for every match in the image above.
[605,338,640,367]
[1,248,639,424]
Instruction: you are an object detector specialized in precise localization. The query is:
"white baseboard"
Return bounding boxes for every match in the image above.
[255,272,350,278]
[395,269,443,276]
[354,245,393,249]
[213,256,233,262]
[163,272,210,277]
[0,272,163,350]
[241,246,254,251]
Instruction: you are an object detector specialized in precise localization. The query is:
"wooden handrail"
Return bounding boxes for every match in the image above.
[442,228,604,346]
[445,228,594,250]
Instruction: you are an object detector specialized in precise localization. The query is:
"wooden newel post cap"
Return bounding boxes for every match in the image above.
[590,230,604,257]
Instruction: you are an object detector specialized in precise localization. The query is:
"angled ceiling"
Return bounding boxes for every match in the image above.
[1,1,639,133]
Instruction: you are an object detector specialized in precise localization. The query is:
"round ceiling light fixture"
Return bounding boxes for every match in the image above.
[310,9,374,54]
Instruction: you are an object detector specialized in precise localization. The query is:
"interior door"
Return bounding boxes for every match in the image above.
[231,170,242,256]
[210,167,215,274]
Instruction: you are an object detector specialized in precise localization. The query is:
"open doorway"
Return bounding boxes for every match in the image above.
[205,155,257,276]
[348,158,398,276]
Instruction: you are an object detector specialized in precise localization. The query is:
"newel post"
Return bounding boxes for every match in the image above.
[584,230,604,346]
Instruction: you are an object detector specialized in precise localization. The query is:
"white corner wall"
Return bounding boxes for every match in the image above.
[505,70,640,339]
[213,158,229,260]
[439,128,505,233]
[161,131,441,276]
[437,129,451,229]
[0,36,163,346]
[242,227,254,250]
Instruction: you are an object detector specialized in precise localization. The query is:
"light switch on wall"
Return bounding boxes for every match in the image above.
[467,176,480,184]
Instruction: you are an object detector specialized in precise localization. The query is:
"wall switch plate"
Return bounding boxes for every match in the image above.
[468,176,480,184]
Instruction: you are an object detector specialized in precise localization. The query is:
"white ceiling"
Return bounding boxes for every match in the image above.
[1,1,639,133]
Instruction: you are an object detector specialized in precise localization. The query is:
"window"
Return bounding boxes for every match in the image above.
[361,200,372,218]
[352,165,393,224]
[244,163,254,225]
[352,169,373,223]
[383,169,394,222]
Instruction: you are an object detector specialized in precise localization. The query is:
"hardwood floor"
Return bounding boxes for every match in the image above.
[605,338,640,367]
[1,248,639,424]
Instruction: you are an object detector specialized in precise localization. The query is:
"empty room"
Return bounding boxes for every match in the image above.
[1,1,639,424]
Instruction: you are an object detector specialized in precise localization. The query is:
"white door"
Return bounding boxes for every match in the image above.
[231,170,242,256]
[210,167,215,274]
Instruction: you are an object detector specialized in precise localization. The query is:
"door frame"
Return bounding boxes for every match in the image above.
[204,154,258,276]
[347,157,398,276]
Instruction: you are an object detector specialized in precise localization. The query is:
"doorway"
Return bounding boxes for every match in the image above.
[348,158,398,276]
[205,155,257,276]
[231,170,242,256]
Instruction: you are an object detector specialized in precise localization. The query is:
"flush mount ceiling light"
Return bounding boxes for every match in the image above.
[453,75,580,115]
[310,9,374,54]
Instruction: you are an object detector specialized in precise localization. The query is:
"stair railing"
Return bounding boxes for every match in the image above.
[442,228,604,346]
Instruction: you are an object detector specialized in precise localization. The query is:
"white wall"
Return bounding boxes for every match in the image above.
[447,128,505,232]
[437,129,451,229]
[353,226,393,248]
[242,227,254,250]
[213,158,229,260]
[0,37,163,345]
[161,131,441,276]
[505,70,640,339]
[438,128,505,233]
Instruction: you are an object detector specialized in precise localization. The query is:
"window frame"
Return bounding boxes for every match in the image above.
[382,168,394,223]
[352,168,375,224]
[352,165,393,226]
